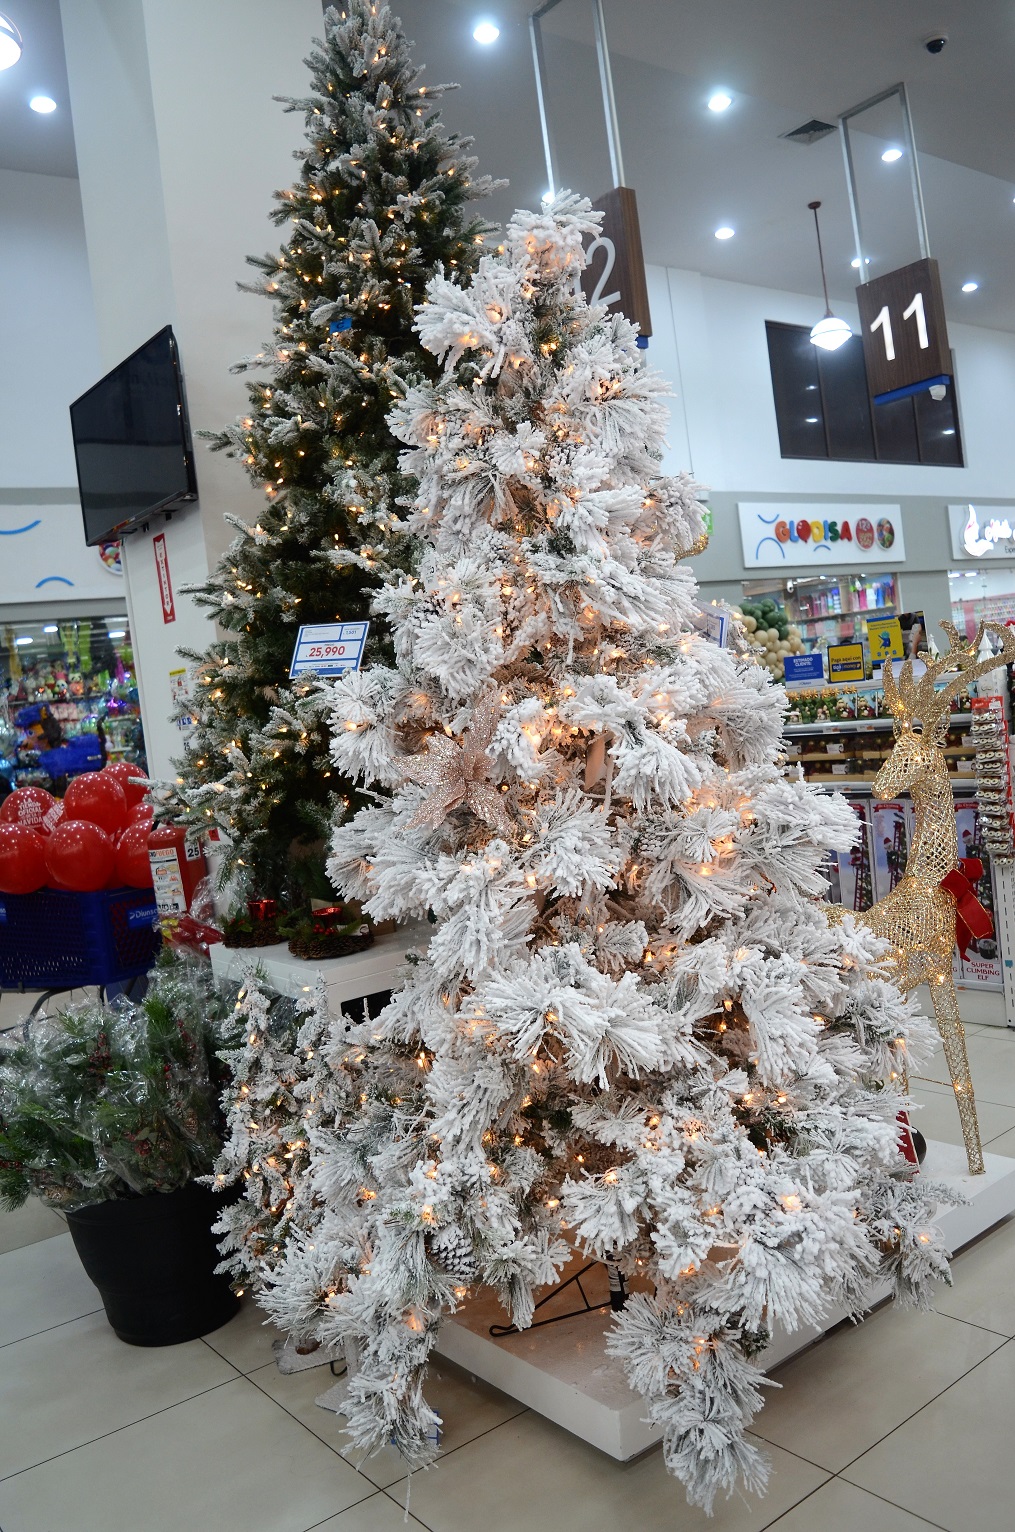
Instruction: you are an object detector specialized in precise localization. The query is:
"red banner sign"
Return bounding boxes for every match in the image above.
[153,532,176,623]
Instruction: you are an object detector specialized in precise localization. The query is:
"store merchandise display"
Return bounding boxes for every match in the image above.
[243,199,950,1512]
[970,695,1015,860]
[1,618,144,790]
[729,596,805,678]
[162,0,494,914]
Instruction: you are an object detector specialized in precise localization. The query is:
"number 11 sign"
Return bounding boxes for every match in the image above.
[856,256,952,404]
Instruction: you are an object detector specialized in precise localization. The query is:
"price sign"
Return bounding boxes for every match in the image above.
[580,187,652,338]
[289,621,369,679]
[856,257,952,404]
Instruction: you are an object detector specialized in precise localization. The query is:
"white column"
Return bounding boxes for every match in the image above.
[60,0,324,776]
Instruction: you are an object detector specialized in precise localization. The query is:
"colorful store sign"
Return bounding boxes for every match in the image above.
[289,621,369,678]
[827,642,866,683]
[865,615,904,665]
[738,504,905,568]
[948,503,1015,561]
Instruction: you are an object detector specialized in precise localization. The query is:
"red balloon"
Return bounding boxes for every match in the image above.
[129,802,155,827]
[64,773,129,837]
[103,760,149,809]
[115,822,154,888]
[44,820,116,893]
[0,785,64,837]
[0,825,47,894]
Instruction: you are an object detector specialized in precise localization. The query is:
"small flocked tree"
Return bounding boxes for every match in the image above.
[257,198,950,1510]
[166,0,492,907]
[210,974,357,1330]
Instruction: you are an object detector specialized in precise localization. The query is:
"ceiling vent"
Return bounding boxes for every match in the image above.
[780,118,836,146]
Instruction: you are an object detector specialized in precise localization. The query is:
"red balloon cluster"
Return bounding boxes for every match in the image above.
[0,765,153,895]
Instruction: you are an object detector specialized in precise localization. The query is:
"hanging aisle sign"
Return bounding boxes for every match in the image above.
[289,621,369,678]
[738,503,905,568]
[856,257,952,404]
[580,187,652,338]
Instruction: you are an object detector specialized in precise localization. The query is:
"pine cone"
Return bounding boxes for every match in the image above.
[429,1223,479,1281]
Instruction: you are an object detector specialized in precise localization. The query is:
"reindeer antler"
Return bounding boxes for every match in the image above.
[884,621,1015,727]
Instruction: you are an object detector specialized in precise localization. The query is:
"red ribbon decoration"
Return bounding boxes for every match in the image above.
[897,1111,920,1168]
[940,857,993,958]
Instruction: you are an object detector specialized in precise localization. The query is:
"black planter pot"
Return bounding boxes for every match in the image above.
[66,1181,240,1346]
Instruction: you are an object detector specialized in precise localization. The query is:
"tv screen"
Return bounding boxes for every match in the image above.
[70,325,197,547]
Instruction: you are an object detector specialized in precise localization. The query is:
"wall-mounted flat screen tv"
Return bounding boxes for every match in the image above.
[70,325,198,547]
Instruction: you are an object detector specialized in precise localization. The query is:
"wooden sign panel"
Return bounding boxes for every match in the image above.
[855,256,951,402]
[581,185,652,338]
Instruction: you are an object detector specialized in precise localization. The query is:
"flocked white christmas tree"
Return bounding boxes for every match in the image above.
[259,195,950,1510]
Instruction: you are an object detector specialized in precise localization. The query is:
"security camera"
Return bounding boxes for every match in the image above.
[929,383,947,401]
[924,34,948,53]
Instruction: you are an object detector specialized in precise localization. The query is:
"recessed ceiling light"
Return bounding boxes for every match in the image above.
[942,429,956,436]
[708,92,732,112]
[961,280,979,293]
[473,20,500,45]
[14,636,32,647]
[30,95,56,113]
[850,257,871,268]
[805,416,820,424]
[881,147,903,163]
[714,225,735,240]
[0,14,22,70]
[109,629,126,639]
[43,624,58,634]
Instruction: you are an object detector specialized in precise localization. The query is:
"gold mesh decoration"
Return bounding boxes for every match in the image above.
[831,621,1015,1176]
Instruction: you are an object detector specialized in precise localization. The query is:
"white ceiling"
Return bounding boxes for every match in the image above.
[409,0,1015,332]
[0,0,76,177]
[2,0,1012,332]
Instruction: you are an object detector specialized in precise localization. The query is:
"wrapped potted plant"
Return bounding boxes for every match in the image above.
[0,952,242,1345]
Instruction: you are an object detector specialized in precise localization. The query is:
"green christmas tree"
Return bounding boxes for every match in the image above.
[167,1,493,908]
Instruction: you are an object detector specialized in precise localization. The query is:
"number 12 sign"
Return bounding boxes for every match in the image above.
[289,621,369,679]
[856,256,952,404]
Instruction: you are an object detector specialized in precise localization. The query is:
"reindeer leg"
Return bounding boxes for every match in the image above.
[929,973,985,1175]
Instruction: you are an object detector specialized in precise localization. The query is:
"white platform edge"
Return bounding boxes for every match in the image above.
[435,1139,1015,1462]
[209,921,432,1007]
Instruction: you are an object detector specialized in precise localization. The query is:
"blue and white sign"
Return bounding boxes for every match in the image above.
[694,607,729,647]
[783,651,824,685]
[289,621,369,679]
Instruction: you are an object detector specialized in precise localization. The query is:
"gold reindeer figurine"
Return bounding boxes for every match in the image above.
[840,621,1015,1176]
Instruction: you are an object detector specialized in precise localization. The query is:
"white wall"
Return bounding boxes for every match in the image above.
[0,169,102,489]
[650,264,1015,498]
[60,0,324,778]
[643,262,1015,650]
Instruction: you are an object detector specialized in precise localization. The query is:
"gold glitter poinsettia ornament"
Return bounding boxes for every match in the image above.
[404,692,509,831]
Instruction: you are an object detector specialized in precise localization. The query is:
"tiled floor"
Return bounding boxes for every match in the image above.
[1,990,1014,1530]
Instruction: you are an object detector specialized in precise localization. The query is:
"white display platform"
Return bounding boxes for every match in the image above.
[209,921,432,1008]
[434,1139,1015,1462]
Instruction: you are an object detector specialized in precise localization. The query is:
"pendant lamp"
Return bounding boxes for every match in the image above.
[807,201,851,351]
[0,13,22,70]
